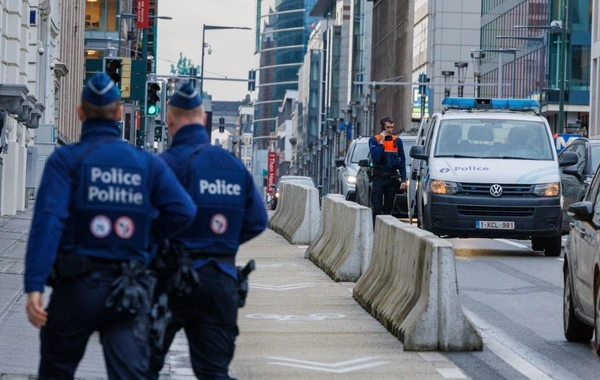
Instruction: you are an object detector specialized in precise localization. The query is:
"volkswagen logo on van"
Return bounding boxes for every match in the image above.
[490,184,503,197]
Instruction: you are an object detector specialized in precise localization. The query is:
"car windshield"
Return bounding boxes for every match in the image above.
[350,142,370,164]
[434,119,553,160]
[279,177,315,188]
[590,145,600,175]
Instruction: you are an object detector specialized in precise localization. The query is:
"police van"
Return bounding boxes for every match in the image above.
[408,97,578,256]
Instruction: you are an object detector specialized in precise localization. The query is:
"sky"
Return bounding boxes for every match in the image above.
[157,1,274,102]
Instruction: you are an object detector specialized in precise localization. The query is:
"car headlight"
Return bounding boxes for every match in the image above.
[533,182,559,197]
[275,192,280,198]
[345,175,357,184]
[429,179,458,195]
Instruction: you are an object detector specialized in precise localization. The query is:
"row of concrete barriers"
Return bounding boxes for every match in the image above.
[268,183,483,351]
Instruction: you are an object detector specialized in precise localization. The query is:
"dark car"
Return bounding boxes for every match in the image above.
[355,135,417,217]
[269,175,316,210]
[563,166,600,354]
[559,138,600,233]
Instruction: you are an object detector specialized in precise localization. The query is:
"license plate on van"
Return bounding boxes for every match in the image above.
[476,221,515,230]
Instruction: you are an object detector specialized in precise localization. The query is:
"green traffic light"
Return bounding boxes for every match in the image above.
[147,105,159,116]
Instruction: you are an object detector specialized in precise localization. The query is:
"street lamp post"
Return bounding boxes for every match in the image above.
[200,24,252,96]
[454,62,468,97]
[116,13,136,57]
[442,70,455,98]
[470,50,486,98]
[473,48,518,98]
[514,17,566,133]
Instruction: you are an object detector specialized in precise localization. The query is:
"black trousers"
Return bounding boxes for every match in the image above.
[39,271,150,380]
[149,262,239,380]
[371,175,398,225]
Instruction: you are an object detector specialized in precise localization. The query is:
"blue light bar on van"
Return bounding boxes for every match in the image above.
[442,97,540,111]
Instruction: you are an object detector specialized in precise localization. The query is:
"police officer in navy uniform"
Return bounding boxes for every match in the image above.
[24,72,197,379]
[148,82,268,379]
[369,116,407,225]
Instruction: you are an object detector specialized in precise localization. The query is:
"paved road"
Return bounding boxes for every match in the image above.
[447,237,600,380]
[0,207,467,379]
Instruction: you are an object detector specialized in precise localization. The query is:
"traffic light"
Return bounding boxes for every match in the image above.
[219,117,225,133]
[418,73,427,95]
[120,57,132,99]
[154,125,162,142]
[104,58,122,88]
[145,81,161,116]
[247,70,256,92]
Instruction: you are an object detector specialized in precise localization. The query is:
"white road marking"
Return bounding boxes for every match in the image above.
[265,356,389,373]
[436,368,467,379]
[245,313,345,321]
[494,238,530,249]
[250,283,316,290]
[418,352,448,362]
[465,309,554,380]
[298,245,309,250]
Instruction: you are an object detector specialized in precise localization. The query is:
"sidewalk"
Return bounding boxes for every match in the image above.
[0,208,468,379]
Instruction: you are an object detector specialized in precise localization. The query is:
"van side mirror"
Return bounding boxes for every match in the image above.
[410,145,428,160]
[559,151,578,167]
[358,159,369,167]
[335,158,345,168]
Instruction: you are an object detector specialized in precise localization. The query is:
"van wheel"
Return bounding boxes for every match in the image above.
[563,268,593,342]
[532,236,562,257]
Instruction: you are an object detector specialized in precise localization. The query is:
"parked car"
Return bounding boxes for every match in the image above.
[559,138,600,233]
[355,135,418,217]
[269,175,316,210]
[335,137,370,201]
[563,165,600,354]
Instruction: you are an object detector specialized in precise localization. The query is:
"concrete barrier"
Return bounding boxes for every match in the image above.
[306,195,373,281]
[353,215,482,351]
[268,183,320,245]
[304,194,344,259]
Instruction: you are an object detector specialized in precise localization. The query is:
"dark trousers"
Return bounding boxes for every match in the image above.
[371,175,398,225]
[39,272,150,380]
[149,262,239,380]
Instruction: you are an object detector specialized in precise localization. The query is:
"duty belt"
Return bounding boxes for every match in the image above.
[186,250,236,266]
[372,170,398,178]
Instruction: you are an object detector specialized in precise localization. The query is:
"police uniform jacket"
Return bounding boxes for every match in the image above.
[24,120,197,293]
[160,124,268,280]
[368,134,407,181]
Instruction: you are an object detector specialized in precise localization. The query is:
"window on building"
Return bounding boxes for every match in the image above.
[85,0,118,31]
[571,45,590,90]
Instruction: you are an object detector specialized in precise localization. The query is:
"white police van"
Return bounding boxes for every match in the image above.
[408,97,578,256]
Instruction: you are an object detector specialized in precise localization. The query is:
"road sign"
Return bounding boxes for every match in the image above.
[554,134,581,153]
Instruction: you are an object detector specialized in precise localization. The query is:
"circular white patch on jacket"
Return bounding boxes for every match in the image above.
[210,214,228,235]
[90,215,112,238]
[114,216,135,239]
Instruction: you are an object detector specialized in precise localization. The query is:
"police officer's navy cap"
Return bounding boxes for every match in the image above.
[169,82,202,109]
[82,72,120,106]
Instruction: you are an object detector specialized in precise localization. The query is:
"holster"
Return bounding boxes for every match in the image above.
[148,293,172,350]
[237,259,255,308]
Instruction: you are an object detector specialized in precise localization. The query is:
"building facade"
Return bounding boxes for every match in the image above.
[0,0,82,215]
